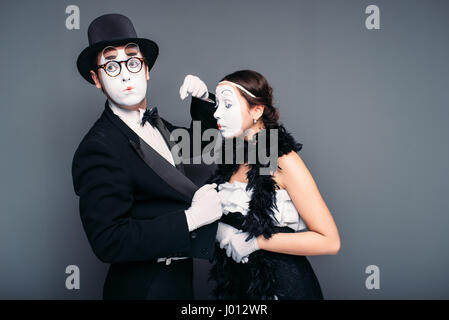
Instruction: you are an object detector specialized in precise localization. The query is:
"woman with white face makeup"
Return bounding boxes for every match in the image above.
[202,70,341,300]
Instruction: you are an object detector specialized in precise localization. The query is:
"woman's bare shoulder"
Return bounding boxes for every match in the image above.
[273,151,305,189]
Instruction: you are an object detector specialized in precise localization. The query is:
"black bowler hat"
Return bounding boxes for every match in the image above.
[76,13,159,85]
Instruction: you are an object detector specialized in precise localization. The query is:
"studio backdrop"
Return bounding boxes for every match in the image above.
[0,0,448,299]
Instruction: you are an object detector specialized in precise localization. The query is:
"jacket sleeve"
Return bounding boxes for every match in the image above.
[72,138,196,264]
[161,93,218,159]
[162,92,216,131]
[190,92,217,131]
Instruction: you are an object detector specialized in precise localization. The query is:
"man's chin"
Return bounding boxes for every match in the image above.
[110,95,146,109]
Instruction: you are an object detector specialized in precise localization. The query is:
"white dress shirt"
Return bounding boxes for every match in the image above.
[108,100,175,166]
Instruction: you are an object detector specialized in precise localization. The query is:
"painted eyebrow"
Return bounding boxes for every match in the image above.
[218,89,233,96]
[125,49,139,56]
[103,52,141,62]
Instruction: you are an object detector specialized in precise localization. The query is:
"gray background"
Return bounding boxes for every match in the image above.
[0,0,448,299]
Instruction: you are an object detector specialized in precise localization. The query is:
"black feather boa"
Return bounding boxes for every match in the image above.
[206,124,303,299]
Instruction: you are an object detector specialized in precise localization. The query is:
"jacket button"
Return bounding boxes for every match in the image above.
[191,232,197,239]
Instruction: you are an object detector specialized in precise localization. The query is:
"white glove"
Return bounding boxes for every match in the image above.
[216,222,241,247]
[223,231,259,263]
[179,74,209,100]
[184,183,222,231]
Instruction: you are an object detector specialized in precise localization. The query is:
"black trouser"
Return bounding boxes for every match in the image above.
[103,258,194,300]
[144,258,194,300]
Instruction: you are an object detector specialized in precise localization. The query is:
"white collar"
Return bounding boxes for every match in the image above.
[108,99,147,126]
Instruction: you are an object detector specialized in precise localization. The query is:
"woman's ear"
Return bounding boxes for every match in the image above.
[251,105,265,120]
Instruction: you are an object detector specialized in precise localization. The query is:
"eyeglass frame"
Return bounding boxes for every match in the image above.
[96,56,147,78]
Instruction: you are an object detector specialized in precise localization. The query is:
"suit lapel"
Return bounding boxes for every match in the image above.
[153,116,186,175]
[102,100,198,203]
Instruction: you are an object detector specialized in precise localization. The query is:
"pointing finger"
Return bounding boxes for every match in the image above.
[180,80,187,100]
[180,75,192,100]
[220,237,230,249]
[226,244,232,258]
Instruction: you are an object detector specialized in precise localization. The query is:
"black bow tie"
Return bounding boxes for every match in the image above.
[141,107,160,127]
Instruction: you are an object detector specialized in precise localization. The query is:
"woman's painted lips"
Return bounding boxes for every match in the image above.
[124,86,134,91]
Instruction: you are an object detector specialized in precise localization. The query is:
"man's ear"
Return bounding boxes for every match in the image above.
[145,65,150,81]
[90,70,102,89]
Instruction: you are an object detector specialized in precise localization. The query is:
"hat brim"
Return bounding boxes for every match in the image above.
[76,38,159,85]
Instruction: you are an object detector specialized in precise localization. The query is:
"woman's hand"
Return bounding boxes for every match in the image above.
[223,231,259,263]
[216,222,240,246]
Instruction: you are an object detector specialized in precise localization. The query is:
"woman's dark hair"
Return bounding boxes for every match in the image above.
[220,70,279,129]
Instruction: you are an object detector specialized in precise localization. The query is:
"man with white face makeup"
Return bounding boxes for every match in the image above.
[95,42,148,108]
[72,14,222,300]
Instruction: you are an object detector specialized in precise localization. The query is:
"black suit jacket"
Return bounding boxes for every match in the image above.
[71,94,218,298]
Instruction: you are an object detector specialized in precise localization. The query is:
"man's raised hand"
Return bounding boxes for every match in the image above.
[179,74,209,100]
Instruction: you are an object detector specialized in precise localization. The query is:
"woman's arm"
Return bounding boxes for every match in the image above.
[256,151,341,256]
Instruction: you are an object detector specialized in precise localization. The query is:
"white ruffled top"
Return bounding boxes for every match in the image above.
[217,180,308,232]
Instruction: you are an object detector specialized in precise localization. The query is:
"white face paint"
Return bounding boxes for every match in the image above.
[98,45,147,107]
[213,84,244,138]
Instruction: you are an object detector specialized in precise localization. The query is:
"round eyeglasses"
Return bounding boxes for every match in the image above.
[97,56,145,77]
[96,42,146,77]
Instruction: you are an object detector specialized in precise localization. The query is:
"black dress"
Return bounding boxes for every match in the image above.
[207,125,324,300]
